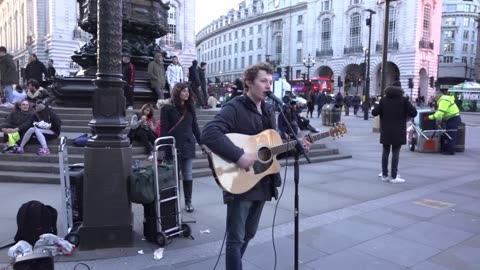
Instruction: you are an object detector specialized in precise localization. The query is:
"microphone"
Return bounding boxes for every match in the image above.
[266,91,285,106]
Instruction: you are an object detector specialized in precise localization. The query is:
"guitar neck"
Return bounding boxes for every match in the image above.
[270,131,331,156]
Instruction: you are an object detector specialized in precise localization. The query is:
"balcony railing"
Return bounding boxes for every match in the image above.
[375,41,399,52]
[419,39,434,50]
[316,48,333,57]
[344,46,363,54]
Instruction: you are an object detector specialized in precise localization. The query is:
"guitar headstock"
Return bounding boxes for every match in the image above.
[329,123,347,138]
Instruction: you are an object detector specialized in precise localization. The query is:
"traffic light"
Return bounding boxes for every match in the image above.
[357,77,362,85]
[302,73,306,81]
[429,76,434,88]
[276,67,282,76]
[408,78,414,89]
[337,76,343,88]
[284,66,291,81]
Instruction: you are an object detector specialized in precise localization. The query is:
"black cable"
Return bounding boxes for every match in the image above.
[73,262,91,270]
[212,229,227,270]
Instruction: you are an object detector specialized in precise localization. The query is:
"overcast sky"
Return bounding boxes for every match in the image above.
[195,0,245,33]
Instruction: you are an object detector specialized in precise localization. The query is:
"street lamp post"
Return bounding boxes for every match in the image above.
[303,54,315,95]
[437,54,443,91]
[79,0,133,249]
[379,0,396,96]
[364,9,376,120]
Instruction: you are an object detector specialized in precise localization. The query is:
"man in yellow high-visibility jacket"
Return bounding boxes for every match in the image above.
[428,89,461,155]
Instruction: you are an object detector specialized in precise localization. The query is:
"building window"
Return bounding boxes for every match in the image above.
[349,12,362,49]
[445,17,456,26]
[234,58,238,69]
[463,43,468,52]
[241,41,245,52]
[275,35,282,57]
[321,0,332,11]
[249,27,253,35]
[297,30,303,42]
[444,30,455,39]
[298,15,303,24]
[351,0,360,4]
[241,57,245,68]
[248,55,253,65]
[464,30,469,40]
[321,18,332,51]
[388,6,397,45]
[443,56,453,63]
[257,38,262,49]
[422,5,431,42]
[223,46,226,56]
[235,31,238,38]
[296,70,301,78]
[229,45,232,55]
[462,56,467,64]
[234,43,238,53]
[443,42,454,52]
[249,40,253,50]
[257,54,261,62]
[229,33,232,40]
[242,29,245,37]
[464,17,470,27]
[296,49,302,63]
[258,25,262,33]
[165,5,177,46]
[228,59,231,70]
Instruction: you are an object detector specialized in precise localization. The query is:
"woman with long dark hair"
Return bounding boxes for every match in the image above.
[129,103,157,159]
[160,82,202,212]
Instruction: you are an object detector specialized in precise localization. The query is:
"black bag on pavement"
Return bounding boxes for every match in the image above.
[128,166,155,204]
[14,201,58,246]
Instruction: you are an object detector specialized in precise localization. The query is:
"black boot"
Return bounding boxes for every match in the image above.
[183,180,194,213]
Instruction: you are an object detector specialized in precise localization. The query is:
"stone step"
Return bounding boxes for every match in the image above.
[0,153,352,185]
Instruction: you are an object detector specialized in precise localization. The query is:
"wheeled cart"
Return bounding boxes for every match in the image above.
[407,109,451,153]
[143,136,192,247]
[58,136,82,246]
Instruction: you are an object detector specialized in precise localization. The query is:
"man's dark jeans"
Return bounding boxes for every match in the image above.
[445,116,461,154]
[225,200,265,270]
[382,144,401,178]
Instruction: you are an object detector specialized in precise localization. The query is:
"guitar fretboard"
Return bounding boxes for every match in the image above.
[269,131,331,156]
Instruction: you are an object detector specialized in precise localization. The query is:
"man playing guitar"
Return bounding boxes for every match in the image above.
[201,62,311,270]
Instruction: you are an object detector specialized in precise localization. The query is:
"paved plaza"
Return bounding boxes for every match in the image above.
[0,111,479,270]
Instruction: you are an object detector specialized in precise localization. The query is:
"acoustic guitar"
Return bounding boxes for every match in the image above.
[206,123,347,194]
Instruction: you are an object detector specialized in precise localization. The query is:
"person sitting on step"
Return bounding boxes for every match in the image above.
[14,102,61,155]
[0,100,33,153]
[128,103,157,160]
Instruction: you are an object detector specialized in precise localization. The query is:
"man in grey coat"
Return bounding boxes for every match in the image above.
[148,52,166,102]
[0,46,18,107]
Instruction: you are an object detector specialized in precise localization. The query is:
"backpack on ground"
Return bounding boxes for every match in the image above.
[14,200,58,246]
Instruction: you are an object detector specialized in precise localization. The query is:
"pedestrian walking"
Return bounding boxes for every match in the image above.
[199,62,208,108]
[160,82,203,212]
[188,60,206,108]
[147,52,166,103]
[344,92,352,116]
[0,46,18,107]
[166,55,183,95]
[352,93,361,115]
[316,91,327,118]
[372,85,417,183]
[122,54,135,110]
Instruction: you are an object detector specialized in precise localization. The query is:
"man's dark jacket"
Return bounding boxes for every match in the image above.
[25,60,47,83]
[0,54,18,85]
[201,95,281,203]
[371,86,418,145]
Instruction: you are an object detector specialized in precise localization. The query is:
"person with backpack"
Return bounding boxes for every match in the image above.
[160,82,202,212]
[13,103,61,155]
[128,103,157,160]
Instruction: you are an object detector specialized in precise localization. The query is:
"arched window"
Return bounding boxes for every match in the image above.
[321,18,331,51]
[388,6,397,46]
[165,5,177,46]
[422,5,431,42]
[349,12,361,49]
[275,35,282,59]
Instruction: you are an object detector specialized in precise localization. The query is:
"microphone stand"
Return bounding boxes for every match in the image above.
[277,104,311,270]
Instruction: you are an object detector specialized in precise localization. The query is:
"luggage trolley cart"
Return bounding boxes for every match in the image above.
[58,137,82,246]
[407,109,452,153]
[147,136,192,247]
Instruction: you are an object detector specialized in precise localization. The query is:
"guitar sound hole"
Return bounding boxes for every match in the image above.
[257,147,272,162]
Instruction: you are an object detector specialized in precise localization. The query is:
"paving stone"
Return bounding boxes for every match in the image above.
[430,212,480,234]
[429,235,480,270]
[359,209,419,228]
[386,200,450,219]
[447,181,480,199]
[455,199,480,216]
[172,255,262,270]
[408,260,454,270]
[354,235,441,267]
[392,221,473,250]
[424,191,477,206]
[305,249,405,270]
[311,178,405,201]
[293,226,363,254]
[323,216,393,242]
[243,237,325,270]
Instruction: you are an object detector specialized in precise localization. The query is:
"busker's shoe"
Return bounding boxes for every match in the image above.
[389,176,406,184]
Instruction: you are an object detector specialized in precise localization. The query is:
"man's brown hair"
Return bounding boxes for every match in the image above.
[242,62,273,92]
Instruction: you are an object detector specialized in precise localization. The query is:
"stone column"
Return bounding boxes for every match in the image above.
[79,0,133,250]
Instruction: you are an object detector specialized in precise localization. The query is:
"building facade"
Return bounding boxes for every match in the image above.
[157,0,196,79]
[439,0,479,88]
[0,0,89,79]
[196,0,443,100]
